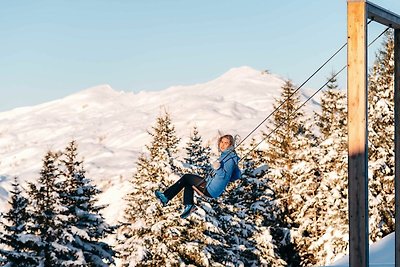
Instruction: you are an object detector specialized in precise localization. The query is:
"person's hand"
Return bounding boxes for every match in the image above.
[212,161,221,170]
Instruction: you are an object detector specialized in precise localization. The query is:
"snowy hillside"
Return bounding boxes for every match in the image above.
[0,66,317,224]
[329,232,395,266]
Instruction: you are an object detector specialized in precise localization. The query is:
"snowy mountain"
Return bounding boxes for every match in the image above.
[0,66,317,224]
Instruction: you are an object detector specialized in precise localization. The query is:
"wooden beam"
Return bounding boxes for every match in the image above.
[347,1,369,267]
[367,1,400,29]
[395,28,400,267]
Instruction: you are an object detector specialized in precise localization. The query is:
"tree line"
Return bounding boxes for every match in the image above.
[0,141,116,266]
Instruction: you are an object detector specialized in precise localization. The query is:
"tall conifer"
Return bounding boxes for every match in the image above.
[309,75,349,266]
[26,151,79,266]
[0,177,37,265]
[184,127,212,177]
[264,79,314,266]
[118,112,208,266]
[59,140,116,266]
[367,30,395,241]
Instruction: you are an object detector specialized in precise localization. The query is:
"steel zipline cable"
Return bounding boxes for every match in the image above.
[232,19,376,153]
[240,64,346,162]
[237,25,390,163]
[233,44,347,152]
[199,23,389,184]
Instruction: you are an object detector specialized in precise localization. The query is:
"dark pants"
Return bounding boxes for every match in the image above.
[163,174,211,205]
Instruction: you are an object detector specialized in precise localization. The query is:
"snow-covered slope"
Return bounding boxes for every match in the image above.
[0,66,316,223]
[329,232,395,266]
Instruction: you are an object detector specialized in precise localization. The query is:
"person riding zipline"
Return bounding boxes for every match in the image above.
[155,134,241,219]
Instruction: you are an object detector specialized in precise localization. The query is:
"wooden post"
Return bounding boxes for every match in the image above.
[395,28,400,267]
[347,1,400,266]
[347,1,369,266]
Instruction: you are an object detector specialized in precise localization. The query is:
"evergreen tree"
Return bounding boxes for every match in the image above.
[367,30,395,242]
[315,72,347,143]
[307,77,349,266]
[26,151,80,266]
[118,113,209,266]
[118,151,201,266]
[184,126,212,177]
[0,177,37,265]
[148,111,181,177]
[264,79,316,266]
[59,140,116,266]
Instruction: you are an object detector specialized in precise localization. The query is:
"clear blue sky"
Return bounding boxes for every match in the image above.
[1,0,399,111]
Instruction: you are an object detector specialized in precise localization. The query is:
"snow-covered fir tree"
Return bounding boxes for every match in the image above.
[148,110,181,176]
[308,75,349,266]
[118,112,210,266]
[0,177,37,265]
[184,126,212,177]
[285,124,319,267]
[264,79,316,266]
[118,150,211,266]
[26,151,81,266]
[58,140,116,266]
[367,30,395,242]
[315,72,347,143]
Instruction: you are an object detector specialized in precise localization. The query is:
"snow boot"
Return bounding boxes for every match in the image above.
[155,190,169,207]
[180,204,197,219]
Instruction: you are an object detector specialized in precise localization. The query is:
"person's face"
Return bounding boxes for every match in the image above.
[219,137,231,152]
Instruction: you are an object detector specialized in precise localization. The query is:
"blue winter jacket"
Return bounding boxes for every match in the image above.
[206,147,241,198]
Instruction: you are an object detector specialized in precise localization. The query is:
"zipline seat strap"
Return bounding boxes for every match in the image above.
[192,185,208,198]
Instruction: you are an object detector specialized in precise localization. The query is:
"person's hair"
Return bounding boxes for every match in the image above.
[218,134,235,148]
